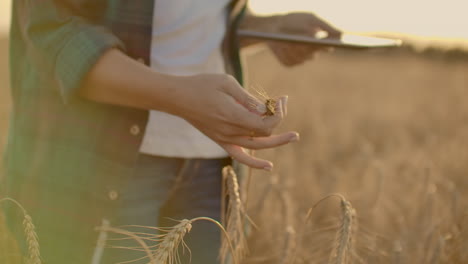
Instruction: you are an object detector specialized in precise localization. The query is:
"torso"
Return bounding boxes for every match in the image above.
[139,0,231,158]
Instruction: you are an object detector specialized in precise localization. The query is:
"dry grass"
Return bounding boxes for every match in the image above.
[2,36,468,263]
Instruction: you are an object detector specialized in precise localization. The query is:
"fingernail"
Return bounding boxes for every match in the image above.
[283,96,288,116]
[277,99,284,118]
[257,104,267,115]
[289,133,300,142]
[263,164,273,172]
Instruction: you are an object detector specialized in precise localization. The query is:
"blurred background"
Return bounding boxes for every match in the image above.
[2,0,468,263]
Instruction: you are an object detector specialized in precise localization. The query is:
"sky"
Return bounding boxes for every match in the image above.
[1,0,468,43]
[249,0,468,41]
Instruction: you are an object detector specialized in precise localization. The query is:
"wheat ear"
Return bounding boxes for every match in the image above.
[152,219,192,264]
[98,217,237,264]
[302,194,358,264]
[0,198,41,264]
[23,215,41,264]
[221,166,248,264]
[153,217,239,264]
[329,197,357,264]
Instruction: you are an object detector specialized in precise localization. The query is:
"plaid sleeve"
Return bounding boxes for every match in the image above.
[15,0,125,103]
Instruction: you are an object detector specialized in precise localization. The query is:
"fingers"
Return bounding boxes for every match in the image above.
[206,96,288,142]
[269,42,318,66]
[311,23,341,38]
[228,132,299,150]
[228,104,268,136]
[306,15,341,38]
[220,77,292,138]
[275,96,288,117]
[318,23,341,38]
[248,98,284,136]
[262,96,284,125]
[222,76,265,114]
[221,131,299,170]
[282,12,341,39]
[221,144,274,171]
[215,90,296,171]
[226,97,284,137]
[219,98,297,149]
[291,45,317,63]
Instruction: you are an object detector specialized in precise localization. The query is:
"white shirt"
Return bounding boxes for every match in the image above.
[139,0,231,158]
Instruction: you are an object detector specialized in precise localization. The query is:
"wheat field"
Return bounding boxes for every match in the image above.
[242,46,468,263]
[1,34,468,263]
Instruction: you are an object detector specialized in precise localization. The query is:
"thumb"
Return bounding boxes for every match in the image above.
[313,19,341,38]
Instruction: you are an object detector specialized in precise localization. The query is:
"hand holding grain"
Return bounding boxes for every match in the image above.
[80,50,297,170]
[170,74,299,171]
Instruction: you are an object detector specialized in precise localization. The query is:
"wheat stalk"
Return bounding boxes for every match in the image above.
[281,226,297,264]
[221,166,248,264]
[0,197,41,264]
[95,224,156,264]
[269,182,297,264]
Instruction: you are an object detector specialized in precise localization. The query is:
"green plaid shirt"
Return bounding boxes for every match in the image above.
[3,0,246,253]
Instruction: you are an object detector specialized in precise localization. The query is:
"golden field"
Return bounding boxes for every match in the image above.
[1,34,468,263]
[243,45,468,263]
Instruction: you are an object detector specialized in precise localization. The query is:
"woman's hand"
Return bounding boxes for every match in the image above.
[267,12,341,66]
[241,12,342,67]
[167,73,299,171]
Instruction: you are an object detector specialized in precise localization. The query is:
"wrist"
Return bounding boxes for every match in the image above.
[143,72,188,115]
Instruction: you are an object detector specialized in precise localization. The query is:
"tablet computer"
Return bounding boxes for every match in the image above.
[237,29,402,49]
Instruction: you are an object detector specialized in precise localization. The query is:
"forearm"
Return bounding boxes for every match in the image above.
[79,49,181,114]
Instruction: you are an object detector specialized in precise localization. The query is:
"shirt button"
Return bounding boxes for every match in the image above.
[108,190,119,201]
[130,125,140,136]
